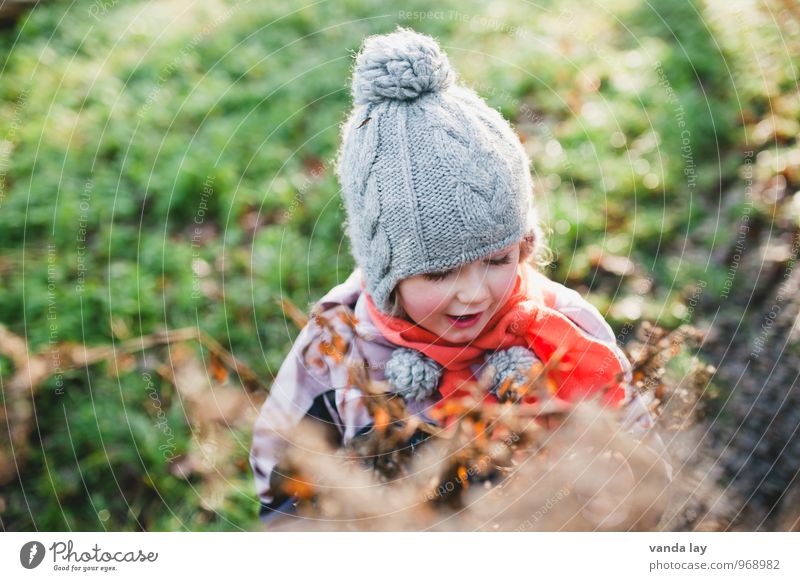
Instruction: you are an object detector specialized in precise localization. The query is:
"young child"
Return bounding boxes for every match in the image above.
[250,26,668,524]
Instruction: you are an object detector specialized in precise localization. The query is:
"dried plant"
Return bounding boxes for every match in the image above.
[263,305,690,531]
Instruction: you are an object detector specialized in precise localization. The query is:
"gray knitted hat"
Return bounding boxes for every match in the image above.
[335,26,536,313]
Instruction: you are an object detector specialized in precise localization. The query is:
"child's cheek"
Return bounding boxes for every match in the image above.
[409,287,450,319]
[399,278,451,321]
[490,264,519,301]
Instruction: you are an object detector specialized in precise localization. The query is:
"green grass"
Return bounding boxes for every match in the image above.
[0,0,796,530]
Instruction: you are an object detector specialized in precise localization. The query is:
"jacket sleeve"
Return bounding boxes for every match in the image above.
[249,319,342,506]
[544,277,673,483]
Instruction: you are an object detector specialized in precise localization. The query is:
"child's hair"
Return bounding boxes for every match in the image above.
[385,224,553,319]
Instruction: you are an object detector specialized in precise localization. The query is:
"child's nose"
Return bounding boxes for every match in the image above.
[454,267,491,306]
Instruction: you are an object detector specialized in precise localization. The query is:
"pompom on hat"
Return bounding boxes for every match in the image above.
[351,27,456,104]
[335,26,538,313]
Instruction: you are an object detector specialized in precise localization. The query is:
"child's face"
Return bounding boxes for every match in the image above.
[395,243,520,343]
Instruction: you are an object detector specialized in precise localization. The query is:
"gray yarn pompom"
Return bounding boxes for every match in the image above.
[352,27,455,105]
[385,347,442,402]
[485,347,541,402]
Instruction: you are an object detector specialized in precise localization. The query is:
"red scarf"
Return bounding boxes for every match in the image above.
[363,265,626,409]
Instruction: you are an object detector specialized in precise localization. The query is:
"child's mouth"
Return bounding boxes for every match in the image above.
[446,311,484,328]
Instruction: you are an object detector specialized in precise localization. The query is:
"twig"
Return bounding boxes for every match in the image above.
[0,324,263,394]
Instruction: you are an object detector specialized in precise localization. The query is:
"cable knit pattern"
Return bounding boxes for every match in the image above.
[384,347,442,402]
[335,26,536,312]
[485,347,541,402]
[362,172,391,281]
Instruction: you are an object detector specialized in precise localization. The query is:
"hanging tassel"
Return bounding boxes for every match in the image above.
[384,347,442,402]
[484,346,541,402]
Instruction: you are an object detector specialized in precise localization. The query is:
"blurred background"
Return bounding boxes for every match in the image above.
[0,0,798,531]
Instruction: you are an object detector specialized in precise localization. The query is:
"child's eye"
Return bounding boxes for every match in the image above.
[422,255,510,281]
[423,269,454,281]
[486,254,512,266]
